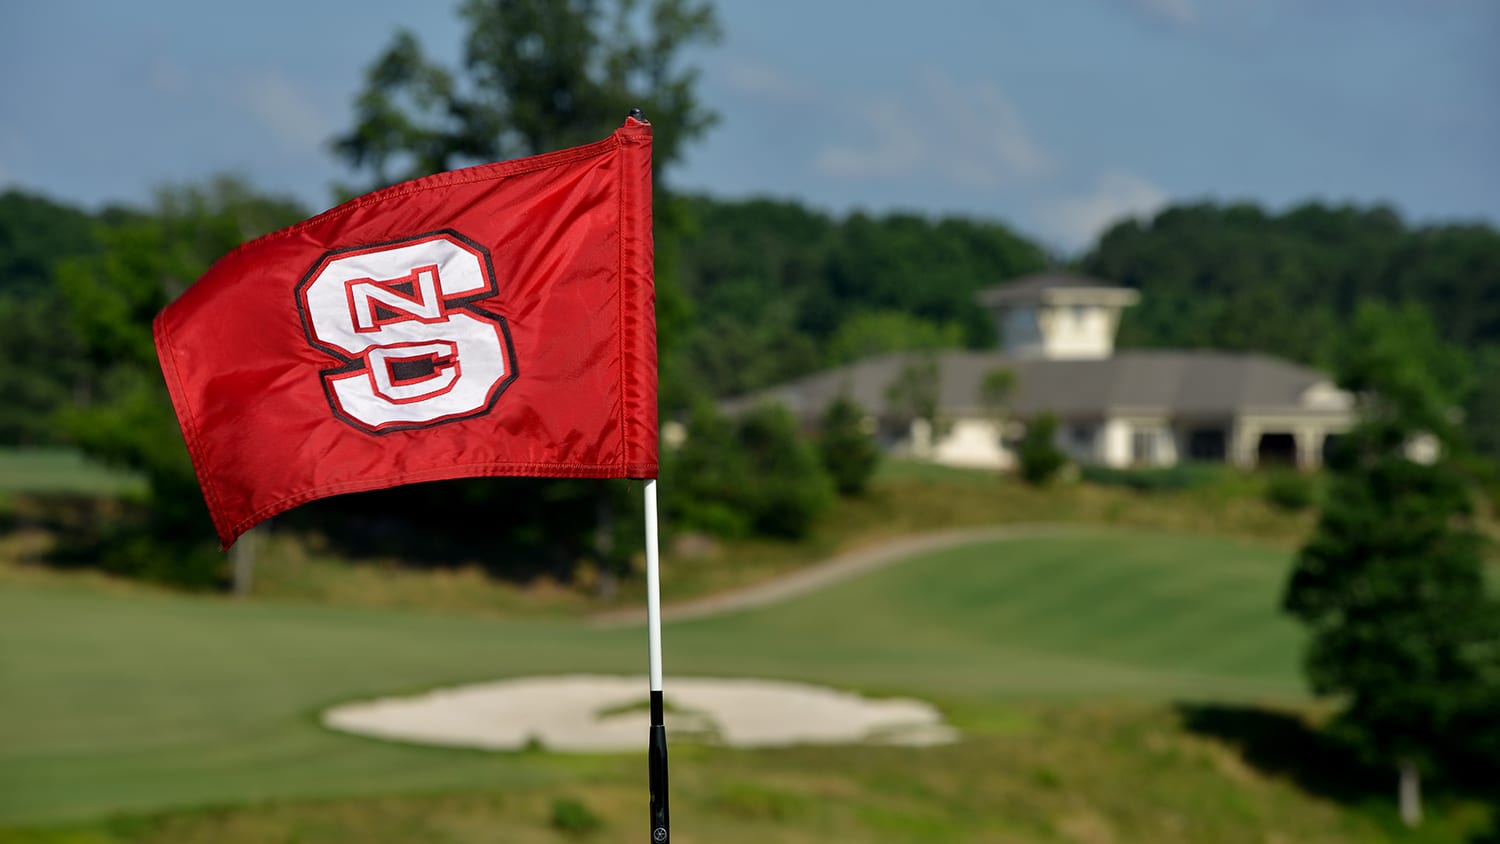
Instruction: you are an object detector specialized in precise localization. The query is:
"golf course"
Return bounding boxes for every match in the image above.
[7,520,1472,843]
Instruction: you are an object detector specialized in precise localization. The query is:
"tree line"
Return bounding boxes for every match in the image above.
[8,178,1499,567]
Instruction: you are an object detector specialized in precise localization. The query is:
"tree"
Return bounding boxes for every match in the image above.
[1016,412,1066,485]
[1467,346,1500,469]
[54,178,307,585]
[825,310,964,367]
[331,0,721,188]
[884,352,942,451]
[735,404,835,538]
[661,401,753,538]
[0,294,88,444]
[667,196,1047,401]
[0,189,101,299]
[979,367,1016,412]
[1282,303,1500,825]
[818,396,880,496]
[0,190,103,444]
[663,402,833,540]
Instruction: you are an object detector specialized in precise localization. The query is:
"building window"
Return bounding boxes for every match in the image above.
[1187,428,1227,461]
[1068,424,1096,457]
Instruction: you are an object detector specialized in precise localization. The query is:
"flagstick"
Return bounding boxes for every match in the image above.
[644,478,670,843]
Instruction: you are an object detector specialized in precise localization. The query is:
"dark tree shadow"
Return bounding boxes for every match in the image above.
[1175,702,1385,803]
[1177,703,1499,840]
[280,476,641,584]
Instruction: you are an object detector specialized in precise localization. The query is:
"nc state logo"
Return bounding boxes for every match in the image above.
[296,230,517,433]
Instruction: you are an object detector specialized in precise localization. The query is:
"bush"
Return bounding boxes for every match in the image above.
[550,797,603,835]
[1264,470,1316,511]
[1017,413,1067,486]
[664,402,834,540]
[1078,463,1226,492]
[736,404,836,538]
[818,396,880,496]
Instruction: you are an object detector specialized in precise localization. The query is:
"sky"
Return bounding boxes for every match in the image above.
[2,0,1496,253]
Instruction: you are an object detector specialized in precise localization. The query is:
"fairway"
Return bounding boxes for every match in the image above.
[0,531,1305,825]
[0,447,146,497]
[668,531,1305,701]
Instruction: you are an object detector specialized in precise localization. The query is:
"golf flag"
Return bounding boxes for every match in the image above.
[154,117,657,547]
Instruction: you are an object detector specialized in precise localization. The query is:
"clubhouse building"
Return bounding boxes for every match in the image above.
[725,273,1357,471]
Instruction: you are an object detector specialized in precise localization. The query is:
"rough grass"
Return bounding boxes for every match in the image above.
[2,706,1489,843]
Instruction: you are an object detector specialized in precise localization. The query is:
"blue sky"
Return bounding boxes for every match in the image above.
[2,0,1495,252]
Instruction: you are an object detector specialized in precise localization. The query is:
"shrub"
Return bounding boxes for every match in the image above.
[1079,463,1225,492]
[664,402,834,540]
[550,797,603,835]
[818,396,880,496]
[1017,413,1067,486]
[736,404,836,538]
[1264,470,1316,511]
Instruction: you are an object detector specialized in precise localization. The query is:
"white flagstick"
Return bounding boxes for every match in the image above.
[644,478,670,842]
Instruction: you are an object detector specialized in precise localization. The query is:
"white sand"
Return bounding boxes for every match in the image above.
[323,675,956,752]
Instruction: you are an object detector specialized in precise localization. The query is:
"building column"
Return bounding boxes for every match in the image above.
[1100,418,1131,468]
[1229,421,1260,468]
[910,418,934,459]
[1294,425,1322,470]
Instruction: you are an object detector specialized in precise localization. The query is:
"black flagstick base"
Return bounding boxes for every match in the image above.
[649,691,670,842]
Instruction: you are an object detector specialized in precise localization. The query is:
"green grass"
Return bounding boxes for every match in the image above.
[11,705,1481,844]
[1,459,1311,621]
[603,460,1318,611]
[0,448,145,497]
[3,530,1492,842]
[667,532,1305,702]
[1,531,1303,827]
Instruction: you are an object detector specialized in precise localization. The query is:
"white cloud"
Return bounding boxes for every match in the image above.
[726,62,808,103]
[815,101,925,180]
[1128,0,1196,27]
[926,71,1052,186]
[1036,170,1168,252]
[242,75,332,154]
[815,70,1053,189]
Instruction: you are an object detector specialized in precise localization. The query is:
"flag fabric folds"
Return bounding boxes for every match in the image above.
[155,118,657,547]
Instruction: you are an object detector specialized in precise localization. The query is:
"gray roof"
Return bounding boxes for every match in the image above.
[725,350,1344,421]
[976,272,1137,307]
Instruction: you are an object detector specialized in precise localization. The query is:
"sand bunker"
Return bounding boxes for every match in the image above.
[323,675,956,752]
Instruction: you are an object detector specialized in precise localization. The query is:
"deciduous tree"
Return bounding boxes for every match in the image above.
[1282,303,1500,825]
[331,0,720,188]
[55,179,307,585]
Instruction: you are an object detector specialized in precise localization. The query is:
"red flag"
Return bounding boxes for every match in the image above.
[154,118,656,547]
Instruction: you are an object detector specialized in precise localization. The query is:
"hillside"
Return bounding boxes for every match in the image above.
[3,528,1493,841]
